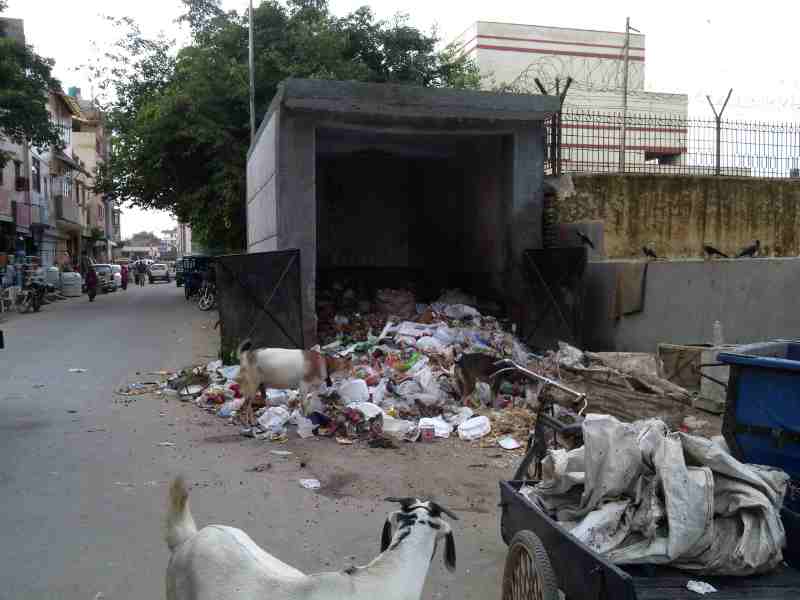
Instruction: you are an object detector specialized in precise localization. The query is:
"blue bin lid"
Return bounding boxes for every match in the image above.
[719,352,800,373]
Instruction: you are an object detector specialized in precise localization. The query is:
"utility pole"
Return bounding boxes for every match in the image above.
[619,17,631,172]
[706,88,733,175]
[248,0,256,147]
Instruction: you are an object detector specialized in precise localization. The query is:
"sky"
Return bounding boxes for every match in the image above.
[6,0,800,234]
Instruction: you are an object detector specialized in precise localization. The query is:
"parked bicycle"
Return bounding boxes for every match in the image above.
[197,279,216,311]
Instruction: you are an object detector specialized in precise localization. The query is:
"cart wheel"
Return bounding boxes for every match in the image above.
[502,531,559,600]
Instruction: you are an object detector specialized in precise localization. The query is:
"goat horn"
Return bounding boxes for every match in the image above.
[429,502,459,521]
[385,497,416,507]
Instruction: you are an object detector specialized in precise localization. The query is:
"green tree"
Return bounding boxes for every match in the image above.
[0,3,63,166]
[93,0,482,250]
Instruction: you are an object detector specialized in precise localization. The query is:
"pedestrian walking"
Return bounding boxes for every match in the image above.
[85,267,98,302]
[136,261,147,287]
[121,264,129,290]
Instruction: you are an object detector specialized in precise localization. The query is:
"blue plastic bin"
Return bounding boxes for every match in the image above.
[719,341,800,513]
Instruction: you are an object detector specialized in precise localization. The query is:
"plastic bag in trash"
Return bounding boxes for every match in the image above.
[347,401,384,420]
[338,379,369,404]
[370,379,388,407]
[218,397,245,418]
[218,365,240,381]
[443,304,480,320]
[206,359,223,372]
[458,415,492,441]
[445,407,474,428]
[416,336,447,354]
[382,416,415,439]
[419,416,452,439]
[257,406,291,434]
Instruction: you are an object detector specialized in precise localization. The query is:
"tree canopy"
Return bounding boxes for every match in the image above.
[0,3,63,166]
[93,0,481,250]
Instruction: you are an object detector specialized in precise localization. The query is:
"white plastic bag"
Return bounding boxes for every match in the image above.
[419,416,452,439]
[383,416,415,439]
[416,336,447,354]
[445,407,474,428]
[338,379,369,404]
[458,415,491,441]
[347,401,384,420]
[257,406,290,434]
[443,304,480,320]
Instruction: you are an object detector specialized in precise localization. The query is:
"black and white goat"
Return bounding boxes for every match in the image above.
[165,478,457,600]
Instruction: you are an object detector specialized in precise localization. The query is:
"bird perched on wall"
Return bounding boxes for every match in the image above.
[703,244,728,259]
[642,245,658,260]
[737,240,760,258]
[576,231,595,250]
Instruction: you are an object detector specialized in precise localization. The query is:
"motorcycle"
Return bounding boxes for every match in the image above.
[15,280,45,314]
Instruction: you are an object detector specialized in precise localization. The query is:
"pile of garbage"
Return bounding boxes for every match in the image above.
[151,289,709,449]
[177,289,548,448]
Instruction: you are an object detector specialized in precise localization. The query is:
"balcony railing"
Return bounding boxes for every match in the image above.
[55,195,80,224]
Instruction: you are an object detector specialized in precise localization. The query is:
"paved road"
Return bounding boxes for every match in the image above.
[0,282,218,599]
[0,281,505,600]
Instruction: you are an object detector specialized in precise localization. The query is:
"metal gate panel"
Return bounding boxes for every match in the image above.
[216,249,303,359]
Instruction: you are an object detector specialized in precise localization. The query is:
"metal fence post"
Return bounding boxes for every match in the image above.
[707,88,733,176]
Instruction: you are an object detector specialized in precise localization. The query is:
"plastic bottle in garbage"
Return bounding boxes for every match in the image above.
[712,320,724,347]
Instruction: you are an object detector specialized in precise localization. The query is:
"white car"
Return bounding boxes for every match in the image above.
[148,263,171,283]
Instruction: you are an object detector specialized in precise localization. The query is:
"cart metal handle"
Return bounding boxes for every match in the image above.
[490,359,587,404]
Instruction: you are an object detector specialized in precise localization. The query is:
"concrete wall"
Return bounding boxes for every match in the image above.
[559,174,800,258]
[246,110,279,253]
[277,114,317,345]
[583,258,800,352]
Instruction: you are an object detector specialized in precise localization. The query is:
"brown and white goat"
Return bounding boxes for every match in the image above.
[235,339,348,424]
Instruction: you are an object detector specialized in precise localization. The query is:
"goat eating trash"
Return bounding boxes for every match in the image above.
[165,477,457,600]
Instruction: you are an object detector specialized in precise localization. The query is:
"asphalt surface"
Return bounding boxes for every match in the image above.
[0,281,507,600]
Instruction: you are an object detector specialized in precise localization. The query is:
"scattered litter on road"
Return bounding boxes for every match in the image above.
[497,436,521,450]
[247,463,272,472]
[114,482,135,487]
[67,409,78,414]
[270,450,293,457]
[299,478,321,490]
[68,368,87,373]
[687,581,717,595]
[33,383,46,388]
[116,382,161,396]
[157,441,176,447]
[336,437,354,445]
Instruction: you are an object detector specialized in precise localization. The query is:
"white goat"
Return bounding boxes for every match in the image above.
[165,477,457,600]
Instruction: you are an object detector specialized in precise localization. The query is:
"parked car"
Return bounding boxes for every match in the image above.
[93,264,117,293]
[148,263,171,283]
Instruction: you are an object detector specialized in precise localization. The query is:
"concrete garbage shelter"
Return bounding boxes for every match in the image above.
[246,78,559,345]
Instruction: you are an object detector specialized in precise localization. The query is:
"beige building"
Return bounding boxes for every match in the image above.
[70,88,113,262]
[453,21,690,171]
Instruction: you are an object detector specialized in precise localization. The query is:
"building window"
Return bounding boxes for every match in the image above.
[14,161,21,179]
[32,158,41,193]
